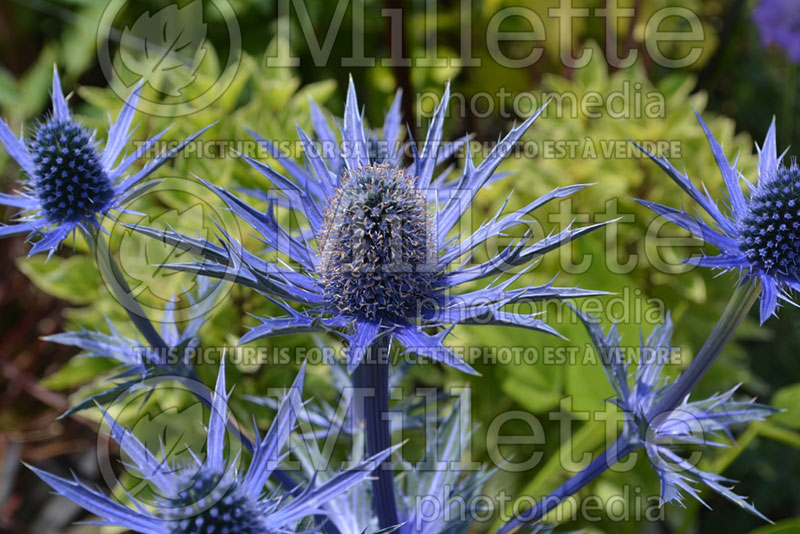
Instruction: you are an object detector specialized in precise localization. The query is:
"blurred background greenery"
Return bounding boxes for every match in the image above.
[0,0,798,533]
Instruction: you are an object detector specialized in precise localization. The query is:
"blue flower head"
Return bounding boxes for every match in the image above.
[636,113,798,322]
[318,163,438,322]
[753,0,800,63]
[575,308,776,519]
[0,67,208,256]
[29,361,390,533]
[143,79,606,374]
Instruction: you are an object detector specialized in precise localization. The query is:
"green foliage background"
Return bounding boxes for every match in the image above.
[0,0,798,533]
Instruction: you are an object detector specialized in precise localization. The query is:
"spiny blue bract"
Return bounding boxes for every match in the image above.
[575,309,775,520]
[635,113,799,322]
[280,366,512,534]
[319,163,437,322]
[740,162,800,276]
[43,278,226,417]
[29,362,391,534]
[30,119,114,223]
[136,78,608,375]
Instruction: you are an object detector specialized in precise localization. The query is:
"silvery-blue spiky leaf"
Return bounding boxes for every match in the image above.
[635,113,798,323]
[574,308,776,520]
[44,278,224,416]
[245,361,433,440]
[134,79,607,374]
[395,396,492,534]
[0,67,210,256]
[289,384,491,534]
[47,277,221,366]
[29,361,391,533]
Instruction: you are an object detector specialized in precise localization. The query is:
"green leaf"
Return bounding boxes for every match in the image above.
[60,3,107,77]
[40,357,119,390]
[565,347,615,413]
[293,79,337,110]
[771,384,800,429]
[77,86,128,112]
[574,40,608,89]
[14,46,57,119]
[501,364,563,413]
[16,254,100,305]
[0,66,17,110]
[118,0,208,98]
[217,54,256,111]
[496,330,565,413]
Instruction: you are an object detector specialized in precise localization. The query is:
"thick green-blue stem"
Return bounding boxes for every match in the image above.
[647,279,760,421]
[90,229,168,350]
[498,435,637,533]
[353,336,399,529]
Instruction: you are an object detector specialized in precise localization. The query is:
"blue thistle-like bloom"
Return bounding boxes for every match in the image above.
[29,118,115,222]
[739,162,800,276]
[0,67,208,256]
[141,79,606,374]
[318,163,437,322]
[753,0,800,63]
[635,113,798,323]
[134,78,605,529]
[500,309,776,533]
[29,361,390,533]
[577,309,775,519]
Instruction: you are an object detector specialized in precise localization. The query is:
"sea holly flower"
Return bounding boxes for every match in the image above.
[29,361,391,534]
[44,278,322,516]
[135,78,606,528]
[578,311,775,517]
[139,79,607,376]
[0,66,209,256]
[753,0,800,63]
[499,309,775,532]
[635,113,797,323]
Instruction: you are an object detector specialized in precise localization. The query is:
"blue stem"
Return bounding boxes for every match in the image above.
[353,336,400,529]
[90,228,167,350]
[646,279,760,421]
[498,435,637,534]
